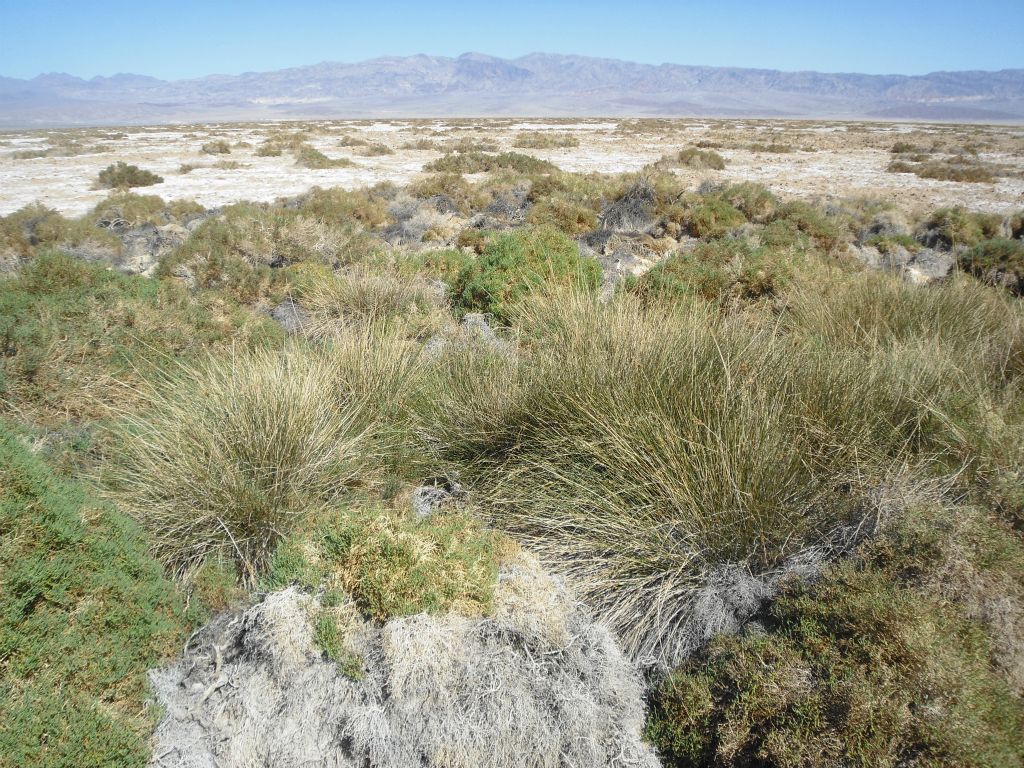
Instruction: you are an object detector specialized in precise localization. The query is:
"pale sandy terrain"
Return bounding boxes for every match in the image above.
[1,118,1022,218]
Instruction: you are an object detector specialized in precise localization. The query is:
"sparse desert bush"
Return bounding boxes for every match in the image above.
[293,143,355,169]
[512,132,580,149]
[646,501,1024,768]
[769,200,845,253]
[746,142,795,153]
[450,227,602,321]
[201,140,231,155]
[337,134,370,148]
[178,162,200,174]
[358,141,394,156]
[106,346,375,581]
[863,232,922,254]
[91,192,203,227]
[400,138,442,150]
[888,156,998,183]
[960,238,1024,295]
[662,147,727,171]
[255,142,284,157]
[526,195,598,235]
[0,203,120,260]
[918,206,1005,250]
[298,185,392,228]
[628,238,789,305]
[214,159,243,170]
[0,424,191,768]
[95,161,163,189]
[425,151,557,175]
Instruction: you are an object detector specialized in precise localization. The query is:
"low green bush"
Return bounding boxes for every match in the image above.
[294,144,355,169]
[960,238,1024,295]
[919,207,1005,249]
[0,423,191,768]
[627,238,789,305]
[450,226,601,321]
[95,161,163,189]
[200,140,231,155]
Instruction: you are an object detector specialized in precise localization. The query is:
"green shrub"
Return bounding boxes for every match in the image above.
[450,227,602,321]
[714,183,778,222]
[628,238,789,304]
[358,141,393,156]
[646,503,1024,768]
[863,232,922,254]
[408,172,484,214]
[960,238,1024,295]
[95,161,163,189]
[919,207,1004,249]
[0,424,190,768]
[681,198,746,238]
[769,200,844,253]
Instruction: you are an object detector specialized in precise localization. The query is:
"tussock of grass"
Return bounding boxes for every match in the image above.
[200,140,231,155]
[106,346,376,581]
[424,290,953,664]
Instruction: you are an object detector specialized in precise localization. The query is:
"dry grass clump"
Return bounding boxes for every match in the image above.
[512,132,580,149]
[106,346,375,582]
[424,290,951,665]
[297,266,447,340]
[214,159,244,170]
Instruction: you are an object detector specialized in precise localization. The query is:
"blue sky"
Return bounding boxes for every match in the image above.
[1,0,1021,79]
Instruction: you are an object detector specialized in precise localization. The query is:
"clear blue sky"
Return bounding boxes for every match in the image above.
[1,0,1021,80]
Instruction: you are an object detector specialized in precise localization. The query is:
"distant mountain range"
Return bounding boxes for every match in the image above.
[2,52,1023,127]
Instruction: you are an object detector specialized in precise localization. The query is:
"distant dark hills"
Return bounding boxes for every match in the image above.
[2,52,1023,127]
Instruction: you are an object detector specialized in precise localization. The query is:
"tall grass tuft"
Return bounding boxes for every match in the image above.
[106,346,375,582]
[422,290,961,665]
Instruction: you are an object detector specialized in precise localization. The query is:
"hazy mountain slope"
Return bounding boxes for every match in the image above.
[1,52,1022,126]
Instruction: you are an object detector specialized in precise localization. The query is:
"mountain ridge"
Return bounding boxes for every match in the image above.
[2,52,1023,127]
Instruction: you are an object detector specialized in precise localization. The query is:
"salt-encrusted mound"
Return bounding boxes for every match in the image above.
[148,555,659,768]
